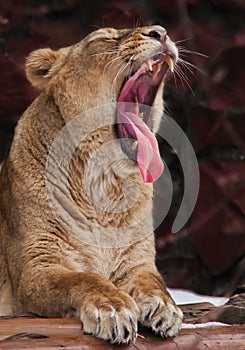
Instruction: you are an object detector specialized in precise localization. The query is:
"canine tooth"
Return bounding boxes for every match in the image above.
[165,54,174,72]
[152,65,157,77]
[153,63,162,78]
[147,59,153,72]
[138,112,144,119]
[135,96,139,113]
[131,140,138,151]
[156,63,162,75]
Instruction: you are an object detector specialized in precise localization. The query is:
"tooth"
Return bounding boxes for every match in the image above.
[156,63,162,75]
[152,65,157,77]
[165,54,174,72]
[131,140,138,151]
[135,96,139,113]
[139,112,144,118]
[147,59,153,72]
[153,63,162,78]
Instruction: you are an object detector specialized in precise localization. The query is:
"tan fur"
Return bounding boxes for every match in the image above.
[0,26,182,343]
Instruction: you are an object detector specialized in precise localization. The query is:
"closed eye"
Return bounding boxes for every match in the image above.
[101,38,118,43]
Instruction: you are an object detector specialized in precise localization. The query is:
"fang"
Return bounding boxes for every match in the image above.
[165,55,174,72]
[147,59,153,72]
[131,140,138,151]
[153,63,162,78]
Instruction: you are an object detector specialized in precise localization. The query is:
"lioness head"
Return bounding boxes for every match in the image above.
[26,26,178,184]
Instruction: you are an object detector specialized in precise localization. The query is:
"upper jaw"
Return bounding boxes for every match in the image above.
[120,40,178,97]
[147,49,178,73]
[118,49,178,112]
[134,38,178,78]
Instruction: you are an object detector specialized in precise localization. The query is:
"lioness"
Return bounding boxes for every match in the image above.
[0,25,183,344]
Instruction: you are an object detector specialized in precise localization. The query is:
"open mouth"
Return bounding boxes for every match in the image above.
[117,53,175,183]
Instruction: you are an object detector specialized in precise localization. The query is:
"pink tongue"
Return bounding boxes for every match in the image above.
[122,112,164,182]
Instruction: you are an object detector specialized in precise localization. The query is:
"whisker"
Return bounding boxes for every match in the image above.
[111,60,131,95]
[112,53,135,85]
[177,59,197,79]
[175,38,192,45]
[178,57,206,75]
[134,17,143,29]
[125,55,135,79]
[89,24,103,30]
[173,66,195,95]
[163,107,175,120]
[172,68,178,90]
[175,66,192,87]
[173,70,186,91]
[103,57,124,87]
[103,56,122,73]
[172,44,207,92]
[177,46,208,58]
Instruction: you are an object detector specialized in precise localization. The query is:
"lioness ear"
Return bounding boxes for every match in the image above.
[25,48,60,90]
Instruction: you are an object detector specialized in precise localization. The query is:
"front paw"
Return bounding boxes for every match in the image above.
[138,294,183,337]
[80,290,138,344]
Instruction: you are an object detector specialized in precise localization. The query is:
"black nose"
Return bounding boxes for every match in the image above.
[148,29,167,42]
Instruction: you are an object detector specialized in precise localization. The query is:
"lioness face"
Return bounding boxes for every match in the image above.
[26,26,178,183]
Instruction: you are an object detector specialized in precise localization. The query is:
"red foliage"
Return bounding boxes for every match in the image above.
[191,160,245,274]
[205,32,245,111]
